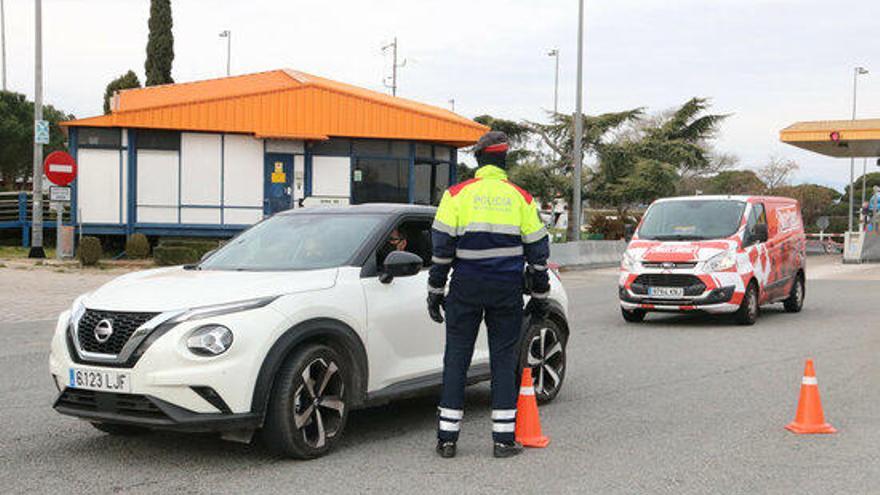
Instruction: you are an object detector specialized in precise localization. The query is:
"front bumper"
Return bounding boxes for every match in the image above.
[618,284,739,314]
[49,305,289,430]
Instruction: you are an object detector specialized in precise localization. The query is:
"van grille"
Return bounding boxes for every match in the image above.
[632,274,706,296]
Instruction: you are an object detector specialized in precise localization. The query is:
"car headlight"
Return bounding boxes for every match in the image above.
[187,325,234,356]
[703,250,737,272]
[70,294,88,324]
[170,296,278,323]
[621,251,639,272]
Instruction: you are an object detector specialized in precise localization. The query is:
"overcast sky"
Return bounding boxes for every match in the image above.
[3,0,878,190]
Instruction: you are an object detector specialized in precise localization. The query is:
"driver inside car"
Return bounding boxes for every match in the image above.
[377,228,408,266]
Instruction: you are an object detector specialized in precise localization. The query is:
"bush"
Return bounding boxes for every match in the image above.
[587,213,625,240]
[125,233,151,258]
[153,246,199,266]
[78,236,102,266]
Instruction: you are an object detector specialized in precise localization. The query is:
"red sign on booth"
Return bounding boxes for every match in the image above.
[43,151,77,186]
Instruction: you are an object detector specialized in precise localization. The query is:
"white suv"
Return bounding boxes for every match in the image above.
[49,204,569,458]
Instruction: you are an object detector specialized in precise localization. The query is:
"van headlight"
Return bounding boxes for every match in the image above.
[187,325,233,356]
[703,251,737,272]
[621,251,639,272]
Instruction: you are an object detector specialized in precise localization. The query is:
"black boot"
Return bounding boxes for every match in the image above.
[493,441,523,458]
[436,440,457,458]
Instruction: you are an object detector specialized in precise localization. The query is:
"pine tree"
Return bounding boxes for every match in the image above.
[144,0,174,86]
[103,70,141,114]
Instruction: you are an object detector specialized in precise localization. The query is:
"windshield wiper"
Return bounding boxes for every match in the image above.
[183,264,201,270]
[647,234,709,241]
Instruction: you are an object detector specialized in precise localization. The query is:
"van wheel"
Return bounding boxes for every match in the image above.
[90,422,149,436]
[261,344,349,459]
[519,319,566,403]
[621,308,646,323]
[734,281,759,325]
[783,273,805,313]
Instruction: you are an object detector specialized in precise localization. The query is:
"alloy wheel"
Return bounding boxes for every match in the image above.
[292,358,345,449]
[526,326,565,400]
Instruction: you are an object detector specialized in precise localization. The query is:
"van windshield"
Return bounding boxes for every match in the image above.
[637,200,746,241]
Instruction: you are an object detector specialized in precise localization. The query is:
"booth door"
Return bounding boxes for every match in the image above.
[264,153,294,215]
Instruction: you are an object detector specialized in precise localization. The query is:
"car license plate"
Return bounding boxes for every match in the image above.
[648,287,685,298]
[68,368,131,393]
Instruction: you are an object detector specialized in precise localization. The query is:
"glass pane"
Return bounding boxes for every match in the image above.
[433,163,450,205]
[79,128,121,148]
[353,139,390,156]
[415,143,432,159]
[137,130,180,151]
[638,200,746,240]
[390,140,410,158]
[200,214,385,271]
[434,146,451,161]
[353,158,409,204]
[311,138,350,155]
[414,163,432,205]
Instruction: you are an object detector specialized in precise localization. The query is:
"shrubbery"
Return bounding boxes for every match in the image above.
[153,238,219,266]
[78,236,102,266]
[125,233,151,258]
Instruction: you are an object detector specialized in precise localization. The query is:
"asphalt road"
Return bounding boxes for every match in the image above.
[1,257,878,494]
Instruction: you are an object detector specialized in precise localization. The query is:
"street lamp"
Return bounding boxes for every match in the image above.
[219,30,231,76]
[547,48,559,114]
[848,66,868,233]
[572,0,584,240]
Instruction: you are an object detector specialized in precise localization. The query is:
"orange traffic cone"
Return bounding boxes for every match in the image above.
[515,368,550,448]
[785,359,836,434]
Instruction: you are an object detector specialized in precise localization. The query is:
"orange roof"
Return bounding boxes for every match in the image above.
[63,69,487,147]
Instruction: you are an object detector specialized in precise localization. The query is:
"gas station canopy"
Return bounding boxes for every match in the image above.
[780,119,880,158]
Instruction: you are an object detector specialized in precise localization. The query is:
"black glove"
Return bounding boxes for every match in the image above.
[427,292,445,323]
[525,297,549,321]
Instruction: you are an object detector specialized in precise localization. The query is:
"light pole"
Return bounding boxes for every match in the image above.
[29,0,44,258]
[219,30,231,76]
[382,37,406,96]
[848,66,868,234]
[547,48,559,114]
[448,98,455,112]
[1,0,6,90]
[571,0,585,240]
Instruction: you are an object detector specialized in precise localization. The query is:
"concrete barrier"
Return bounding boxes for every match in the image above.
[549,240,627,270]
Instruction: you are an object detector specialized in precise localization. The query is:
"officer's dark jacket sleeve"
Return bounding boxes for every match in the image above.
[519,191,551,297]
[429,190,457,293]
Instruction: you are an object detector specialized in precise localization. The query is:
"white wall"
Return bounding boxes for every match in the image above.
[136,149,179,223]
[265,139,304,154]
[312,156,351,198]
[223,134,264,223]
[181,133,222,207]
[77,149,122,224]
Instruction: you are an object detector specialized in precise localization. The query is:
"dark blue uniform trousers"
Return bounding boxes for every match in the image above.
[438,276,522,444]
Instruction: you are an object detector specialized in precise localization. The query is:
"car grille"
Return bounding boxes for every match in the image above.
[632,274,706,296]
[55,389,167,420]
[77,310,159,355]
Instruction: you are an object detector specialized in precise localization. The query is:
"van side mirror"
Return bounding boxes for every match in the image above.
[379,251,423,284]
[752,224,768,244]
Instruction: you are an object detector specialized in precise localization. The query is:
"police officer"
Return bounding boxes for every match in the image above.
[427,131,550,458]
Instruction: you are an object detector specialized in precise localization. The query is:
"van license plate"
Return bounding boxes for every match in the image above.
[68,368,131,393]
[649,287,684,298]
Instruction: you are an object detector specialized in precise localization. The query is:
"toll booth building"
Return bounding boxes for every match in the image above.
[61,69,487,237]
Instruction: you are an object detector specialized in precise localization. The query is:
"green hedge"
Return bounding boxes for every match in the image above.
[78,236,102,266]
[153,238,219,266]
[125,233,151,258]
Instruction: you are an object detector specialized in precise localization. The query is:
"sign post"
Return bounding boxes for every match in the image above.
[43,150,77,260]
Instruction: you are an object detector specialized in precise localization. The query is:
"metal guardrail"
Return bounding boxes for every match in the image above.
[0,191,70,247]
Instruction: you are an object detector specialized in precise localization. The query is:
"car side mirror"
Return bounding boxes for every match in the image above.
[752,224,768,244]
[379,251,423,284]
[623,224,635,242]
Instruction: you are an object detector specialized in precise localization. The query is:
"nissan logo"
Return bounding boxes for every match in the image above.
[94,319,114,343]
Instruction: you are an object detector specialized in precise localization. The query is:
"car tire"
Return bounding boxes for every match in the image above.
[621,308,646,323]
[783,273,805,313]
[90,422,149,436]
[734,281,759,325]
[261,344,350,459]
[519,318,566,404]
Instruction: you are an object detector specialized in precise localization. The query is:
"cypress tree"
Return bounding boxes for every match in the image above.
[103,70,141,114]
[144,0,174,86]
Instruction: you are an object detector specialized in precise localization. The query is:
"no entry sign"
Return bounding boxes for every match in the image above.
[43,151,77,186]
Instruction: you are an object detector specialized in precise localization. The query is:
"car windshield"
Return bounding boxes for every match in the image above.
[199,214,385,271]
[637,200,746,241]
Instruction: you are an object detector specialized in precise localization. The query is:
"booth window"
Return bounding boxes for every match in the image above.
[78,128,122,149]
[136,130,180,151]
[353,158,409,204]
[311,138,351,155]
[414,161,450,205]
